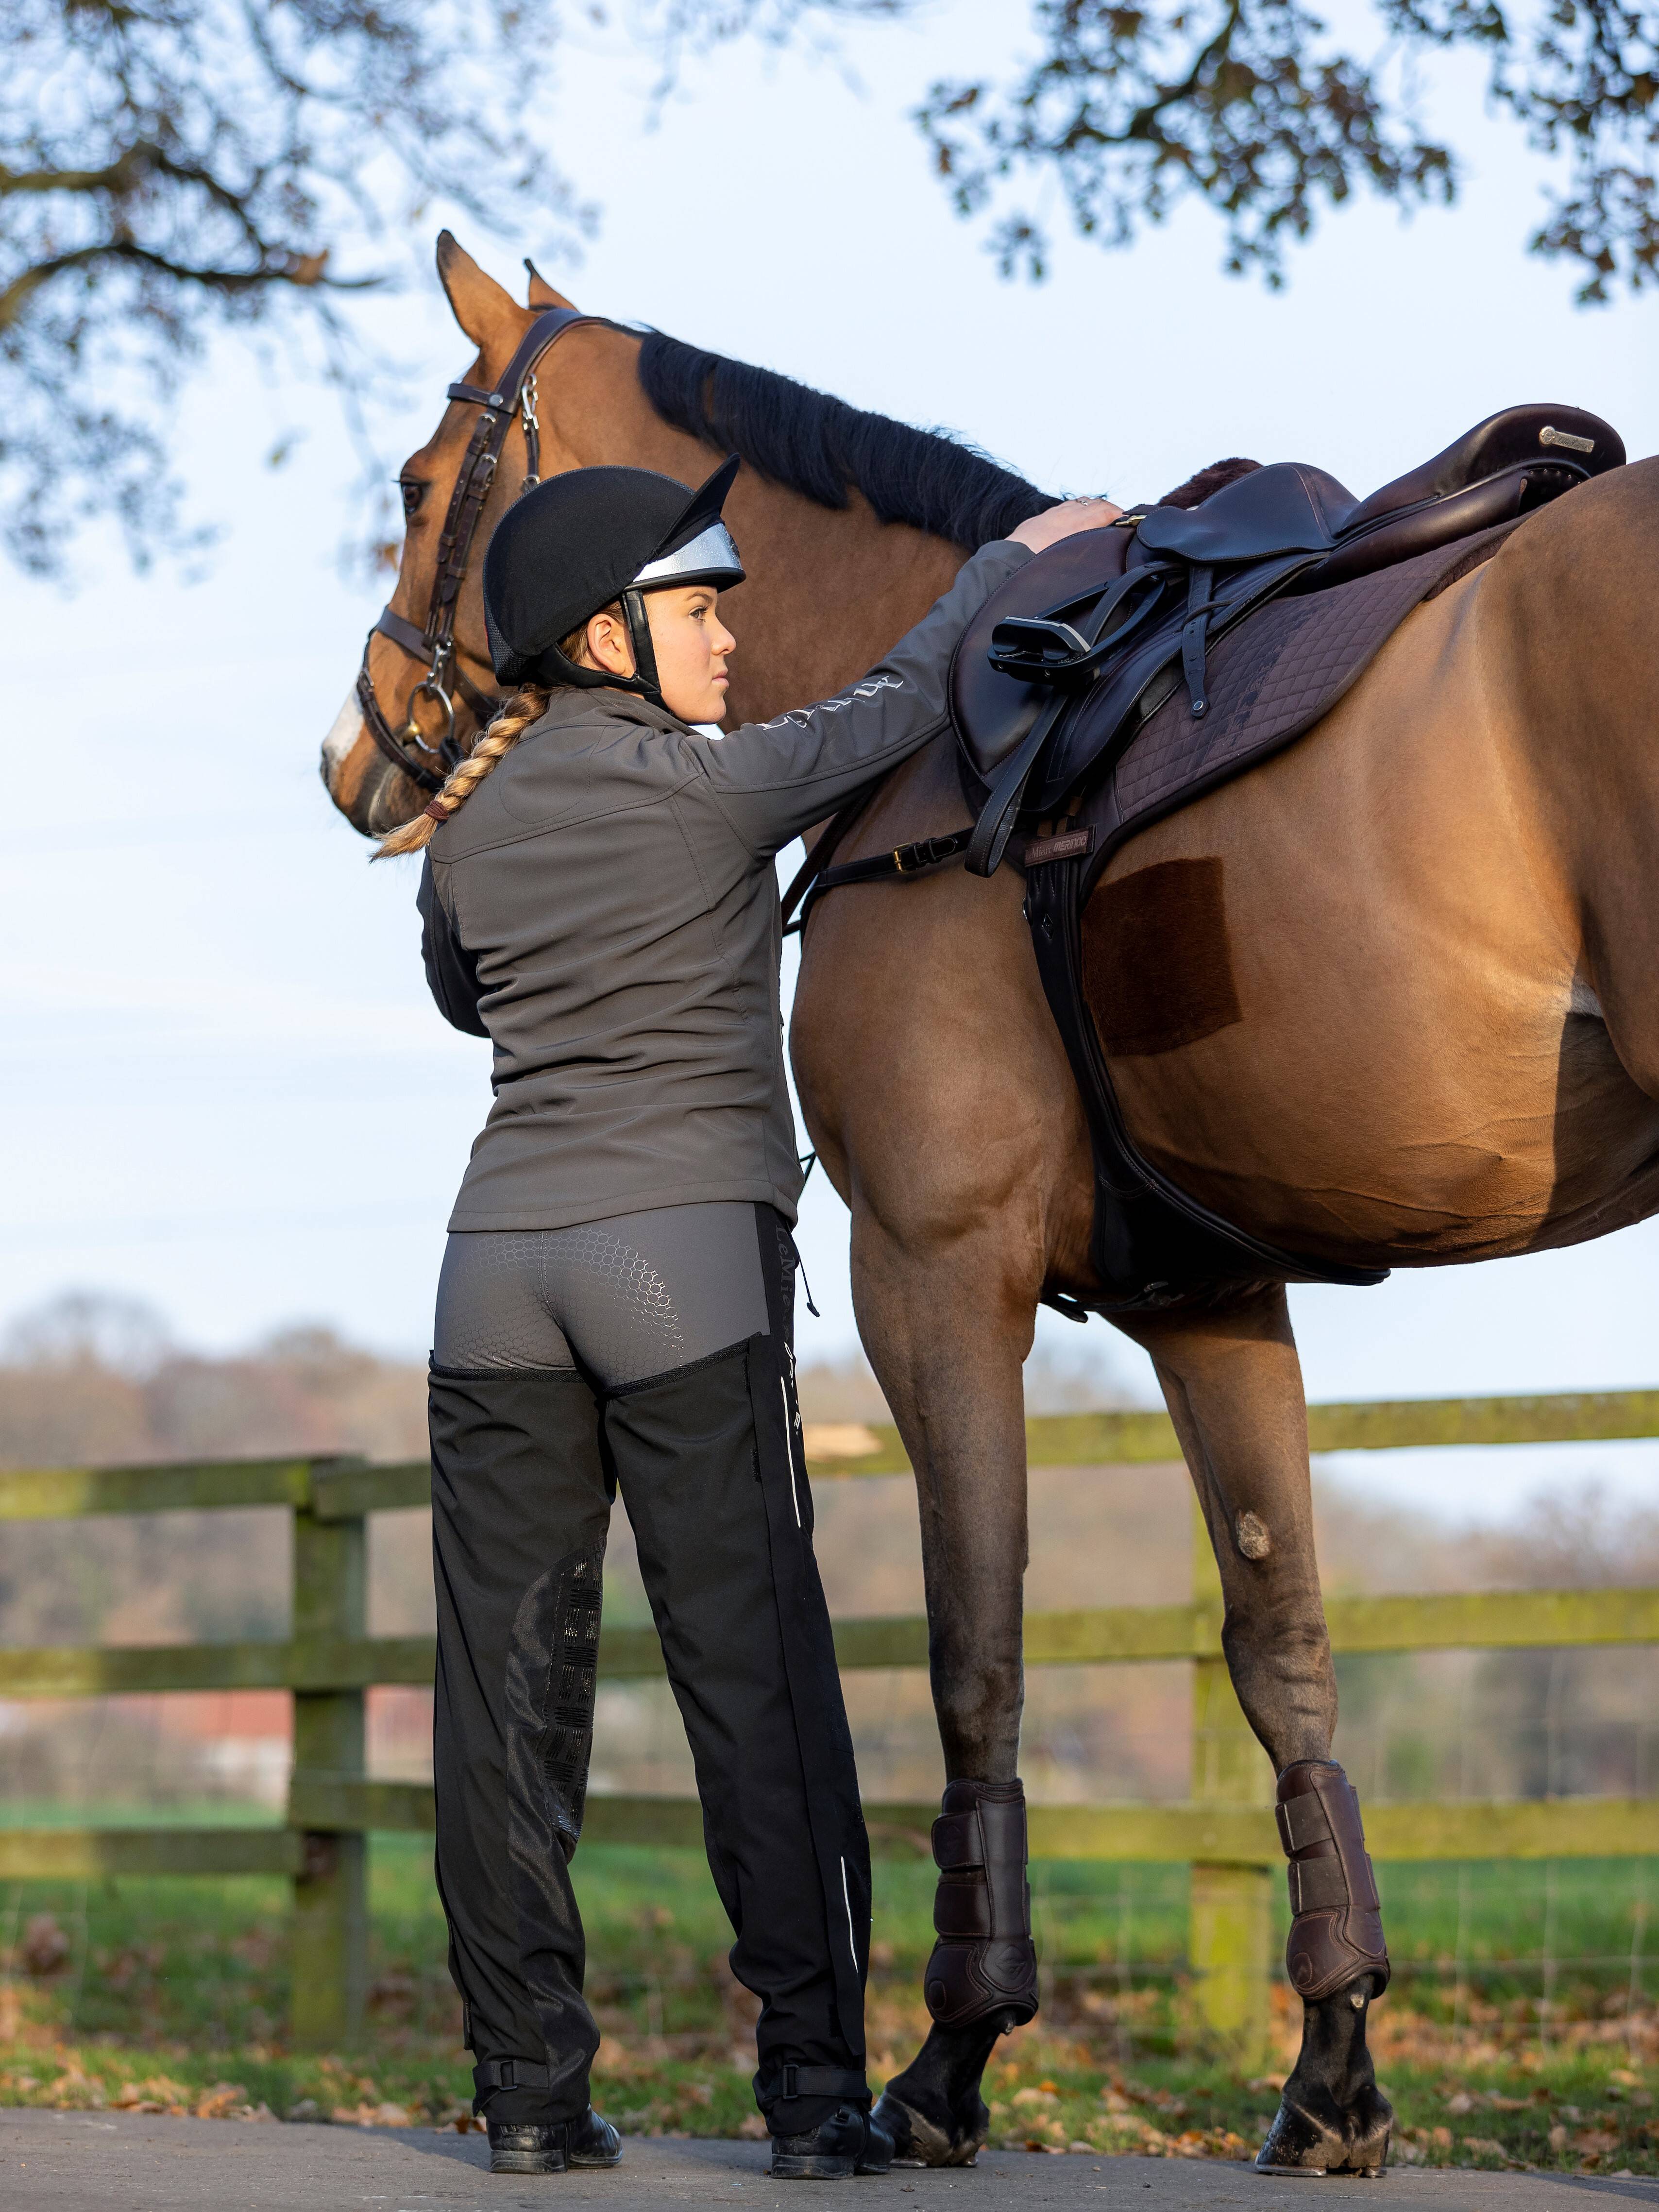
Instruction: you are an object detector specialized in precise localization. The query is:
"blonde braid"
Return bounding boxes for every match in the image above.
[374,686,552,859]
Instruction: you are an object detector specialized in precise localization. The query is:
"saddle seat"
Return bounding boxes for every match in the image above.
[1133,403,1613,579]
[953,403,1624,793]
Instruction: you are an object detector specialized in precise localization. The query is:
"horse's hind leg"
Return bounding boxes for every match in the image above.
[1117,1287,1393,2177]
[849,1212,1040,2168]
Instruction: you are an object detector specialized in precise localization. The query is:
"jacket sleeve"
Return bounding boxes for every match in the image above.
[418,855,489,1038]
[693,539,1032,855]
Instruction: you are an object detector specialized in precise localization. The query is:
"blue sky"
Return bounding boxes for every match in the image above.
[7,0,1659,1518]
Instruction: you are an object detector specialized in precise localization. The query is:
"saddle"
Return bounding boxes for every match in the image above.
[792,405,1625,1315]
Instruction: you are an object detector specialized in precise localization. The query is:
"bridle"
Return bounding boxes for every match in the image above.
[356,305,603,795]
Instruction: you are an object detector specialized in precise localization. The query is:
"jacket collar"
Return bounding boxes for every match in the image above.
[528,683,691,742]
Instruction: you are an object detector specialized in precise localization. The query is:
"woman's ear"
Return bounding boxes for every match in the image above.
[585,609,635,678]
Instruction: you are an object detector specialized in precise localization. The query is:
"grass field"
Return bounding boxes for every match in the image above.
[3,1833,1659,2171]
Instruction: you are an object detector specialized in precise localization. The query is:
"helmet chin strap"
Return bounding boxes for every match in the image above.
[619,588,662,698]
[537,590,663,703]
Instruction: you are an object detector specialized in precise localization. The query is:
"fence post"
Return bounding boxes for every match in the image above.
[1188,1494,1273,2064]
[288,1490,367,2048]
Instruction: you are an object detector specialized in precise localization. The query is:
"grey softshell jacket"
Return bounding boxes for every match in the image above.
[419,537,1031,1231]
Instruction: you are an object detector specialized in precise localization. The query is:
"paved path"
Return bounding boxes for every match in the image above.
[6,2111,1659,2212]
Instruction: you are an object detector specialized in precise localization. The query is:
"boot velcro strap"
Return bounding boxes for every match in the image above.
[932,1810,984,1871]
[1287,1848,1381,1914]
[1287,1857,1350,1913]
[933,1873,993,1939]
[759,2065,869,2103]
[474,2057,553,2094]
[1276,1791,1335,1855]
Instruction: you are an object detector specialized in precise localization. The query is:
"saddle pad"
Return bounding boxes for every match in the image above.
[1075,516,1522,888]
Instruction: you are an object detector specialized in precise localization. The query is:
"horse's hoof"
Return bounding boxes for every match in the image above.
[871,2091,982,2169]
[1255,2090,1391,2177]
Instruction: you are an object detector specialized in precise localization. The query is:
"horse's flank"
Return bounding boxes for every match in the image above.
[800,460,1659,1290]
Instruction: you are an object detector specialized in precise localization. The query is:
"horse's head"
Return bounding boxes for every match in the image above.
[322,233,1033,835]
[320,233,582,837]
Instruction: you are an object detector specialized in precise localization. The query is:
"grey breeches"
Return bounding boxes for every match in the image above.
[433,1202,772,1388]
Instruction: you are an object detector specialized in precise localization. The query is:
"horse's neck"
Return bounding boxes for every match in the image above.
[545,318,969,727]
[722,493,968,729]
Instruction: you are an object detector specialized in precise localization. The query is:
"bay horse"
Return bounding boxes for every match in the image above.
[321,233,1659,2173]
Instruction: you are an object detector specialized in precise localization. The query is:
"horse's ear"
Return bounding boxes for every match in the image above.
[525,258,577,310]
[435,230,522,352]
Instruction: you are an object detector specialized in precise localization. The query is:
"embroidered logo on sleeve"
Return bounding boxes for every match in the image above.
[759,672,904,731]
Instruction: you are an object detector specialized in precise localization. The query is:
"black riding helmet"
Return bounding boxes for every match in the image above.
[482,454,745,704]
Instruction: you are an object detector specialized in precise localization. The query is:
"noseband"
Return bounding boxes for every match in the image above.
[356,305,601,795]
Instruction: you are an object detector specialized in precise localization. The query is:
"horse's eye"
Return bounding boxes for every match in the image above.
[400,477,427,520]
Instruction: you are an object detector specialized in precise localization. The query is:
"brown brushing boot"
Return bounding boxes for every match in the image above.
[873,1779,1038,2166]
[1256,1760,1393,2178]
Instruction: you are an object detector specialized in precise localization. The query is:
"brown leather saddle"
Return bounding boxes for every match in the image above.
[791,404,1625,1313]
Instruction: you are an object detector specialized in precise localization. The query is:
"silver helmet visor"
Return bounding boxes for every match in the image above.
[631,520,745,590]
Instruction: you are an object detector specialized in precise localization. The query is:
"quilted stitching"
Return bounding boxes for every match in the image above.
[1111,522,1518,831]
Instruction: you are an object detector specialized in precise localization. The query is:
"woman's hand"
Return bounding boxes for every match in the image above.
[1009,495,1123,553]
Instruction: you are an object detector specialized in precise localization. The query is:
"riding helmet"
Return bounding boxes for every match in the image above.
[482,454,745,701]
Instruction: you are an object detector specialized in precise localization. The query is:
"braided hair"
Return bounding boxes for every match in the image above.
[375,595,635,859]
[373,685,551,859]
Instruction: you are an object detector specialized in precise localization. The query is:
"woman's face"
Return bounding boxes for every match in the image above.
[584,585,736,723]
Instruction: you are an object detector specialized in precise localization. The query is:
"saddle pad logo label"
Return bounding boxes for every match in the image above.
[1025,828,1095,867]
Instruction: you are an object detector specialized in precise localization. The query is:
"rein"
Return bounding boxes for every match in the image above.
[356,305,606,795]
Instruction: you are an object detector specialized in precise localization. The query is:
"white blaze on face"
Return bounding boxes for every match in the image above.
[322,686,368,781]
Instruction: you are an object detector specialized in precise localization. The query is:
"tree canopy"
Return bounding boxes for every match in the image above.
[3,0,1653,573]
[919,0,1659,301]
[0,0,868,573]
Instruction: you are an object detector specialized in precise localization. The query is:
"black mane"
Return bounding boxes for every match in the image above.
[638,332,1058,551]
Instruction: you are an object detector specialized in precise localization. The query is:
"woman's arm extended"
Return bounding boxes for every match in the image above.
[696,500,1120,857]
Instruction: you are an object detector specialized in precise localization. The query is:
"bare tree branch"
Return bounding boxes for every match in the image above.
[0,0,869,575]
[918,0,1659,298]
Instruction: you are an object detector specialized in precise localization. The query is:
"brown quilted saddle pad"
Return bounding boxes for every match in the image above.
[1089,519,1519,872]
[955,516,1521,886]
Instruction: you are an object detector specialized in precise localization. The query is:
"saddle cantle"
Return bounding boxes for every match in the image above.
[943,402,1625,1311]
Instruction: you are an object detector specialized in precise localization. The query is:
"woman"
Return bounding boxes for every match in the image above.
[380,453,1117,2179]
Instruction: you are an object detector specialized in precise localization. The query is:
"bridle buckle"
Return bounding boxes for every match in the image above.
[354,306,590,798]
[398,670,457,755]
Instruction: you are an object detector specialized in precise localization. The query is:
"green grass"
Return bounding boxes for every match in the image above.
[2,1838,1658,2170]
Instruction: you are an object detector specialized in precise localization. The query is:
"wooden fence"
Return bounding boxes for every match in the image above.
[3,1387,1658,2058]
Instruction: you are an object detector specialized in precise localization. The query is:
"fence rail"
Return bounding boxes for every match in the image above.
[2,1388,1658,2054]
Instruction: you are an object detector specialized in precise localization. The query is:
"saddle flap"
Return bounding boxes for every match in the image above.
[1134,463,1357,565]
[949,526,1131,782]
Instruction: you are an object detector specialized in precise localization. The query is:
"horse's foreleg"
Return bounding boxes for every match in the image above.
[851,1214,1039,2168]
[1118,1288,1393,2177]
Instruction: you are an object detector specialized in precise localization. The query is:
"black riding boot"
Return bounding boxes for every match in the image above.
[602,1207,873,2146]
[429,1361,618,2144]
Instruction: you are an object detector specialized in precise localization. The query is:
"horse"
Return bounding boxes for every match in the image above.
[321,232,1659,2175]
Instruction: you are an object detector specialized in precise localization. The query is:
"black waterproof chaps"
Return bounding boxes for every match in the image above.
[430,1208,871,2137]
